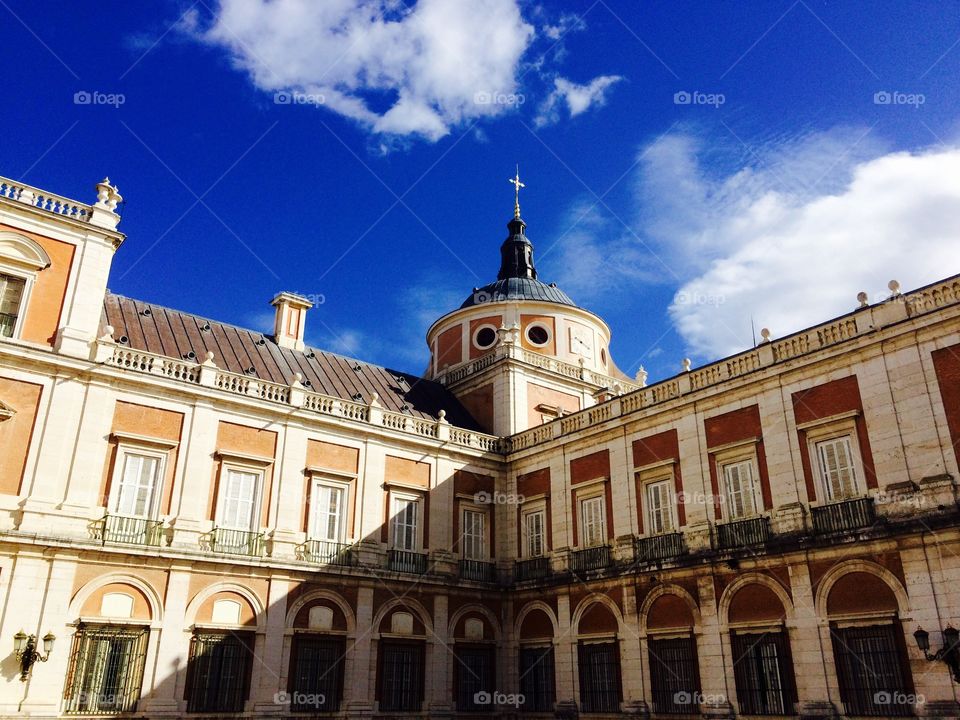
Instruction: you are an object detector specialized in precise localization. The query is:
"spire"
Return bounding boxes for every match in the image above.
[498,167,537,280]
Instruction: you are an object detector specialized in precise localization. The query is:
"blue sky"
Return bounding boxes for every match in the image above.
[2,1,960,381]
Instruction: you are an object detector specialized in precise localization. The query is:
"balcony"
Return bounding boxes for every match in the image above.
[297,539,354,566]
[205,527,265,557]
[569,545,612,572]
[717,516,770,549]
[388,548,428,575]
[811,496,877,535]
[459,559,496,582]
[96,514,163,546]
[515,556,551,582]
[634,532,686,564]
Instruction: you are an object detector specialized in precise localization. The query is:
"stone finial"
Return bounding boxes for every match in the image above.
[888,279,901,296]
[290,371,303,388]
[98,325,115,343]
[437,409,448,424]
[202,351,216,366]
[759,327,771,343]
[368,391,381,408]
[857,291,869,307]
[635,366,648,387]
[682,358,691,372]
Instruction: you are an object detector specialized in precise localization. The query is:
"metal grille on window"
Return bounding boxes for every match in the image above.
[830,623,912,717]
[646,479,674,535]
[289,635,345,712]
[185,632,254,713]
[455,645,494,711]
[519,646,555,712]
[63,624,149,714]
[817,437,858,500]
[731,630,797,716]
[649,636,700,714]
[577,641,621,713]
[0,273,25,338]
[378,641,424,712]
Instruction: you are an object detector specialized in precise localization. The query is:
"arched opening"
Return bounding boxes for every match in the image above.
[517,606,557,712]
[576,602,621,713]
[645,592,700,714]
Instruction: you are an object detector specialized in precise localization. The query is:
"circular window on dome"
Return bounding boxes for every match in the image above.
[473,325,498,350]
[526,323,550,347]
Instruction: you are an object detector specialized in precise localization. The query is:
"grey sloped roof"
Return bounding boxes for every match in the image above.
[460,277,577,309]
[102,293,482,430]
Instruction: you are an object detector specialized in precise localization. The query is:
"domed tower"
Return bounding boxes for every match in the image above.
[426,171,639,436]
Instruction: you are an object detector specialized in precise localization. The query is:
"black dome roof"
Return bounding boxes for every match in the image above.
[460,277,576,308]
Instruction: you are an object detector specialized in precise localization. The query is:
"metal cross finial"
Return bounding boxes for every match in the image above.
[508,165,525,219]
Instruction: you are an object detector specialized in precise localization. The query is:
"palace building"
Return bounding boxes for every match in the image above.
[0,171,959,720]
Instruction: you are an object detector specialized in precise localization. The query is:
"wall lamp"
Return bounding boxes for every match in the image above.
[13,630,55,681]
[914,626,960,682]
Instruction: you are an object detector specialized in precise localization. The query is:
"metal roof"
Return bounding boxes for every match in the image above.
[459,277,577,309]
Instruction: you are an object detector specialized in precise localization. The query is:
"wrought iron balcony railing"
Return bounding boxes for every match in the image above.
[515,556,551,582]
[811,496,877,534]
[297,539,355,566]
[388,548,428,575]
[634,532,686,564]
[459,559,496,582]
[569,545,612,572]
[96,514,163,546]
[716,516,770,549]
[205,527,265,557]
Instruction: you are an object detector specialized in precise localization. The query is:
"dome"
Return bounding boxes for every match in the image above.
[460,277,577,308]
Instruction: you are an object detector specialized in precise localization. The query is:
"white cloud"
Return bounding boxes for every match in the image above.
[195,0,534,140]
[535,75,623,127]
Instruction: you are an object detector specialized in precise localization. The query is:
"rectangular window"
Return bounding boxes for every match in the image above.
[723,460,760,519]
[63,625,148,714]
[113,452,161,518]
[186,632,254,713]
[378,641,424,712]
[830,623,911,717]
[310,482,346,542]
[519,646,555,712]
[454,645,495,711]
[461,508,486,560]
[649,636,700,714]
[288,635,345,712]
[391,496,419,551]
[219,468,259,530]
[580,495,605,548]
[731,630,797,716]
[522,508,545,558]
[577,641,621,713]
[646,479,675,535]
[817,436,860,501]
[0,273,26,339]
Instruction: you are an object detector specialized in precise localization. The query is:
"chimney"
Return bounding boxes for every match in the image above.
[271,292,313,351]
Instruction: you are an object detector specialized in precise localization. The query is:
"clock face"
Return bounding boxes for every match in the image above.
[569,326,594,359]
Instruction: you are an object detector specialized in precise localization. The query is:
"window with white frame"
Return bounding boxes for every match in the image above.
[722,459,761,519]
[645,479,675,535]
[391,494,420,550]
[461,507,486,560]
[0,272,26,338]
[579,494,606,547]
[111,450,164,518]
[522,506,546,558]
[218,467,261,530]
[815,435,862,501]
[309,479,348,543]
